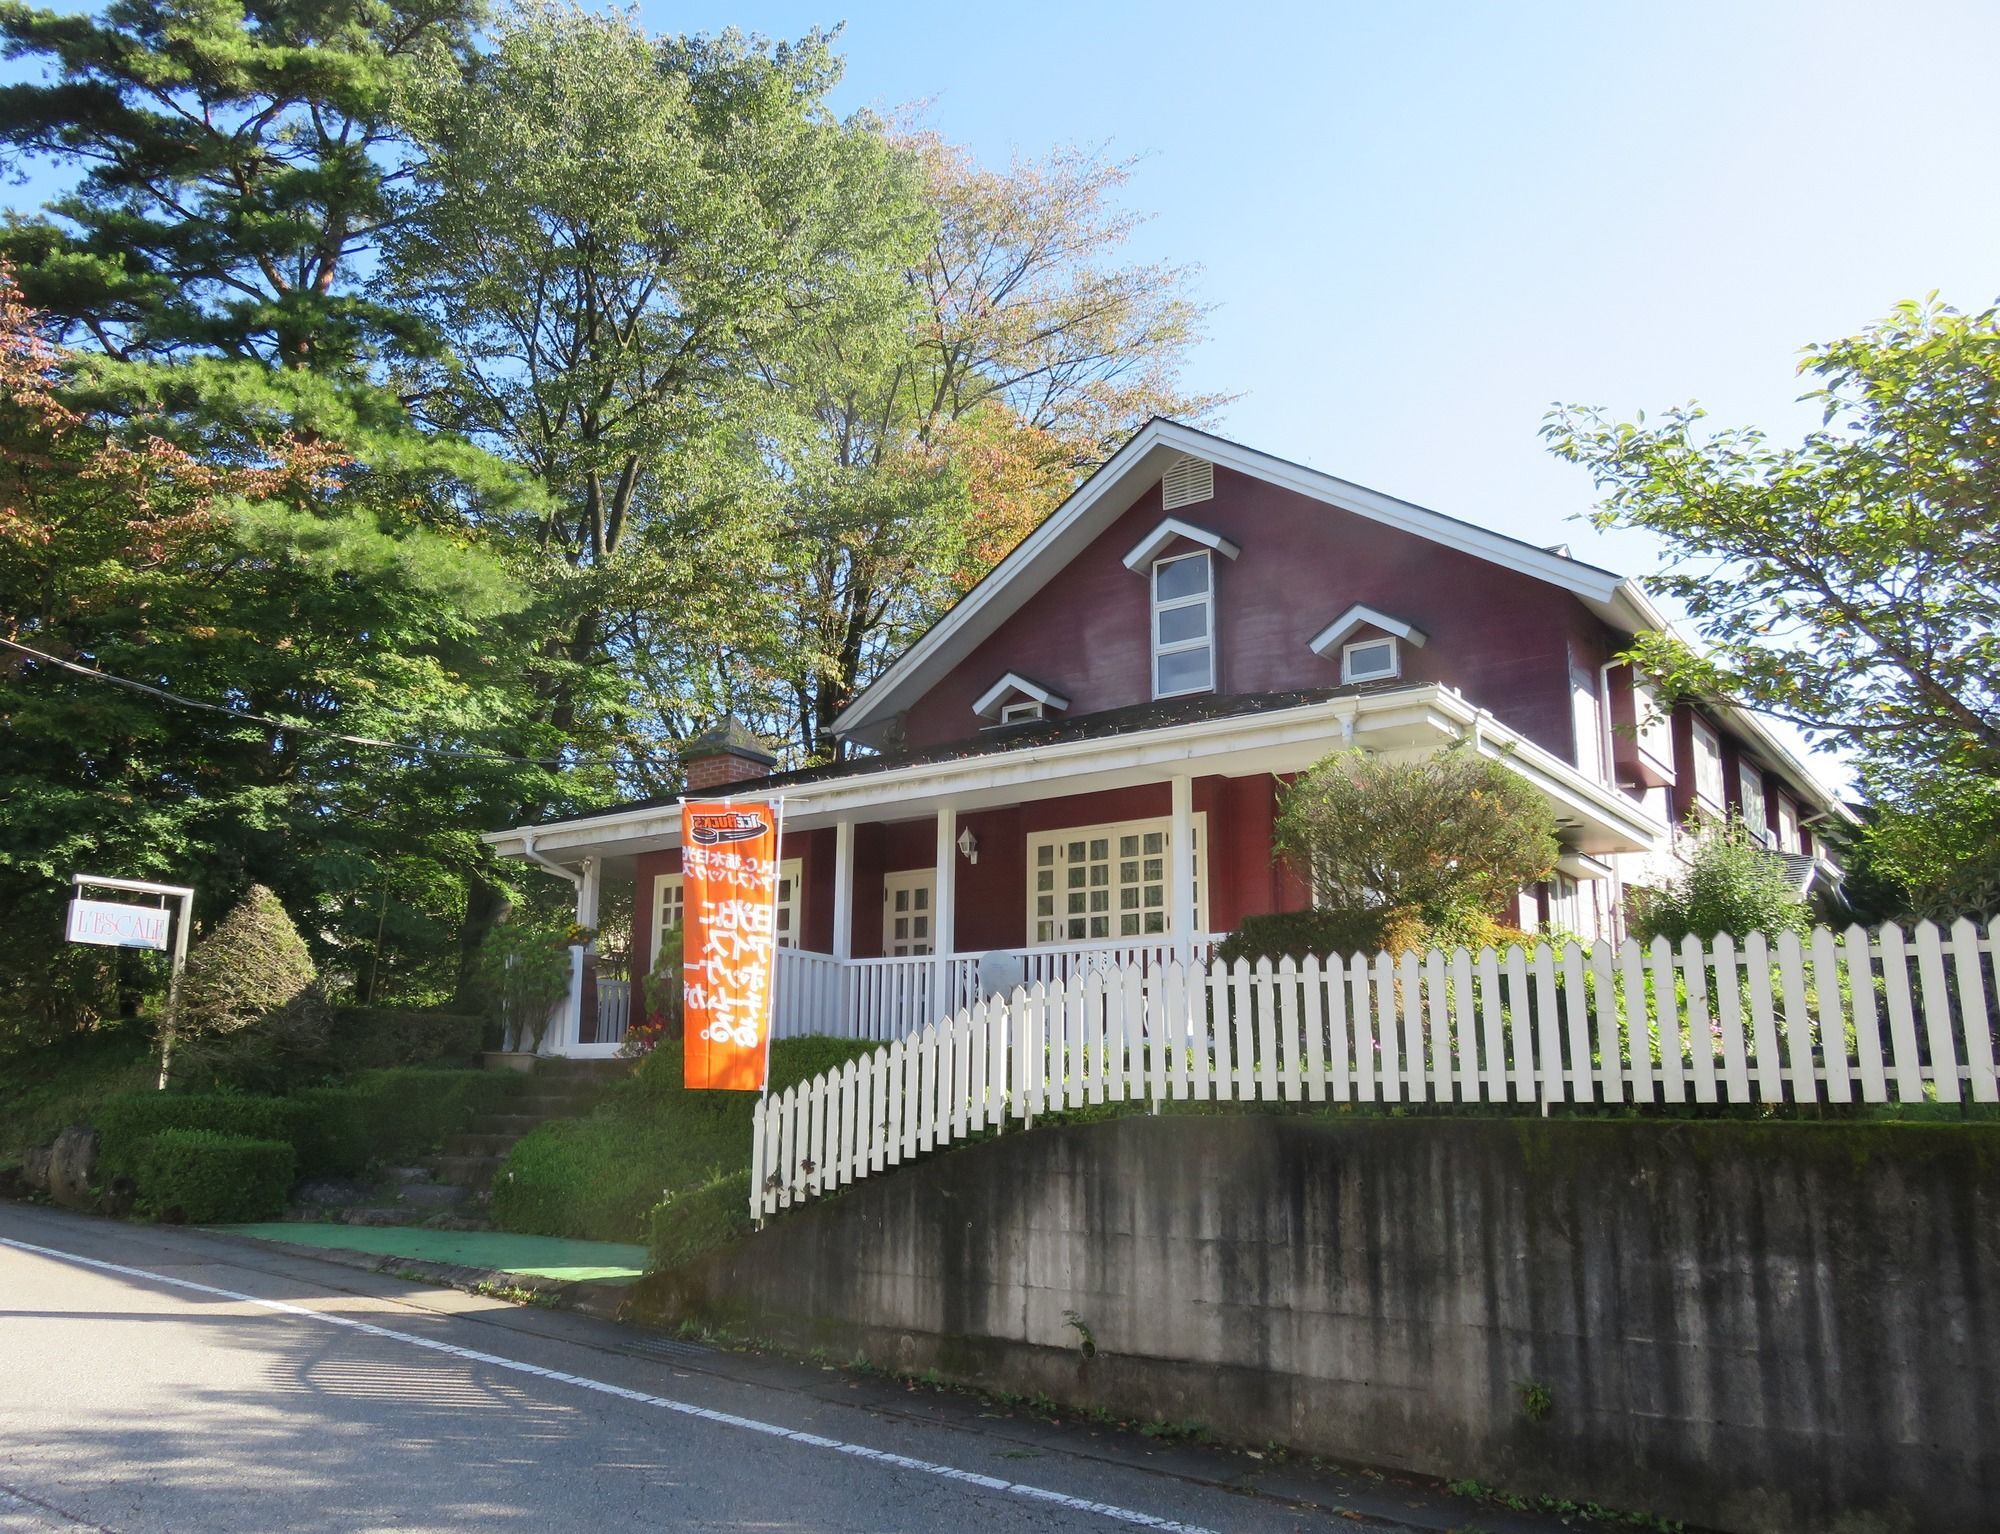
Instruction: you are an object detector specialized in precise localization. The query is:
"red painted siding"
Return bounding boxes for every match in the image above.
[898,466,1597,764]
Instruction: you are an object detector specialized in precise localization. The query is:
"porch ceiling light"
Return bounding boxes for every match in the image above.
[957,827,979,865]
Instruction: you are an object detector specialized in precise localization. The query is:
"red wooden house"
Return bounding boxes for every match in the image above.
[485,420,1848,1057]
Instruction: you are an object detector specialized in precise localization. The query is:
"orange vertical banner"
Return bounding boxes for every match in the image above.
[681,799,784,1091]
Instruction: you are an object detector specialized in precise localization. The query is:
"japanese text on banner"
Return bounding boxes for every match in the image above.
[680,800,782,1090]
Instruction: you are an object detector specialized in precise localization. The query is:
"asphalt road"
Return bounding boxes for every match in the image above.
[0,1205,1546,1534]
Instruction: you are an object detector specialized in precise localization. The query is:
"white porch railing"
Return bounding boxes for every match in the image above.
[752,920,2000,1220]
[771,936,1223,1044]
[596,977,631,1045]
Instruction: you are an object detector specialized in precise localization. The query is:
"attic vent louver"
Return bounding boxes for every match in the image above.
[1161,455,1214,511]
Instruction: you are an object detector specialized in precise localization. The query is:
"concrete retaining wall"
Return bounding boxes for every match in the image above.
[639,1116,2000,1533]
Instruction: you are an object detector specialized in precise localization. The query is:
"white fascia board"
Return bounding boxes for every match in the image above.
[1120,516,1242,572]
[1307,603,1430,656]
[491,684,1667,863]
[833,417,1635,739]
[971,672,1071,719]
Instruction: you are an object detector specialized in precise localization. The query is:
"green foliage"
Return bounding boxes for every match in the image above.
[1273,746,1559,939]
[1218,906,1537,967]
[326,1008,485,1070]
[178,884,317,1037]
[493,1036,877,1246]
[1545,298,1999,918]
[1630,818,1813,946]
[646,1171,753,1271]
[469,913,574,1053]
[135,1129,295,1224]
[94,1092,314,1183]
[0,1017,155,1164]
[94,1068,520,1183]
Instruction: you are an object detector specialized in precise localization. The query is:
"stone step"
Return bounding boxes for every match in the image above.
[430,1153,502,1191]
[472,1113,545,1136]
[443,1131,521,1158]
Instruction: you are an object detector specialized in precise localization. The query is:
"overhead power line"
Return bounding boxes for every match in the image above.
[0,633,643,769]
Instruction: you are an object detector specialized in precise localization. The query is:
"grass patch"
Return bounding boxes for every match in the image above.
[490,1036,879,1262]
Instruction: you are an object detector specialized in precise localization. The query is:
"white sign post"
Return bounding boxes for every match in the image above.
[68,874,195,1090]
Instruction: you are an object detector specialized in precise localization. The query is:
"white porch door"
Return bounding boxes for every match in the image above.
[883,870,936,956]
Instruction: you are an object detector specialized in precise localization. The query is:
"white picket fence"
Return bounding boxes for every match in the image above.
[750,920,2000,1221]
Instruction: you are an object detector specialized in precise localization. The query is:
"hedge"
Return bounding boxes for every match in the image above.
[96,1069,525,1185]
[137,1128,295,1223]
[647,1170,751,1271]
[325,1008,485,1071]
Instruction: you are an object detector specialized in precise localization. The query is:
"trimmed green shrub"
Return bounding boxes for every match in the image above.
[648,1170,751,1271]
[494,1036,878,1247]
[179,885,316,1038]
[96,1070,524,1185]
[1219,906,1537,966]
[95,1093,312,1182]
[137,1128,295,1222]
[326,1008,484,1070]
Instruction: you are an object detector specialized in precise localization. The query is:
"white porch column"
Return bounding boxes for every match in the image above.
[575,856,602,932]
[1169,774,1195,967]
[832,819,855,961]
[934,804,958,1018]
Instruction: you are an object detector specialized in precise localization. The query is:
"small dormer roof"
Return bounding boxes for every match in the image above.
[972,672,1072,720]
[1308,604,1430,657]
[1121,517,1242,572]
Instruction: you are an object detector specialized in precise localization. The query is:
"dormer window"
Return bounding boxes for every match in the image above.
[1152,550,1215,697]
[1309,603,1427,684]
[999,699,1045,724]
[1341,635,1399,683]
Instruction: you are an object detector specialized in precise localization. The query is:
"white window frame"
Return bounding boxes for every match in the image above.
[1341,635,1399,684]
[1024,814,1208,947]
[1690,716,1725,809]
[1151,550,1216,699]
[654,858,802,961]
[1775,795,1801,855]
[1634,679,1675,769]
[999,699,1045,724]
[882,869,935,956]
[1738,761,1769,844]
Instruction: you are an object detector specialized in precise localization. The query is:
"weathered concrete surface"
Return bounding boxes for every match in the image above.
[641,1116,2000,1534]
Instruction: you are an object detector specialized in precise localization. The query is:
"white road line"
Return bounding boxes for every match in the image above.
[0,1237,1218,1534]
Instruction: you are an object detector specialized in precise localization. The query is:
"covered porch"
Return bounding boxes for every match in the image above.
[486,685,1666,1058]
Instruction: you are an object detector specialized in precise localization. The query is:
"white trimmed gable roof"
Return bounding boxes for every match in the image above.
[972,672,1070,719]
[833,418,1652,743]
[1308,604,1429,656]
[1121,516,1241,571]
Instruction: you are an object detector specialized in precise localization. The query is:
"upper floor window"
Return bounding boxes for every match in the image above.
[1152,550,1214,697]
[1690,716,1725,809]
[1342,636,1399,683]
[1738,761,1769,843]
[999,699,1045,724]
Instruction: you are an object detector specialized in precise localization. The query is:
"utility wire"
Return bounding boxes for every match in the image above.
[0,633,649,769]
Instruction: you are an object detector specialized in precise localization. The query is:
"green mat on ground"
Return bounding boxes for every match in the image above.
[213,1223,648,1283]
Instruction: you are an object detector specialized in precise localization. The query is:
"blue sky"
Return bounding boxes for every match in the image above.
[645,0,1997,578]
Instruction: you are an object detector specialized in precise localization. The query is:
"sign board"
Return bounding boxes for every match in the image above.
[681,800,783,1091]
[66,897,172,951]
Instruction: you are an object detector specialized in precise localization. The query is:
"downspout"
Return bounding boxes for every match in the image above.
[519,825,583,888]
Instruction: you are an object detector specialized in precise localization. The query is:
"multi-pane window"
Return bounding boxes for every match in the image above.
[1690,717,1725,809]
[655,862,800,957]
[1151,551,1215,697]
[1028,817,1206,945]
[883,872,933,956]
[1738,762,1769,844]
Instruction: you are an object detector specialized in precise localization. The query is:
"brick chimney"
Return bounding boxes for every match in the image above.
[682,717,778,793]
